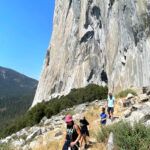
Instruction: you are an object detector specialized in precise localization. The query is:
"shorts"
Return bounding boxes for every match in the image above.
[107,107,114,113]
[81,129,89,136]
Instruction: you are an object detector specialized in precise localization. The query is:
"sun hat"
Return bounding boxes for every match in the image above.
[65,114,73,123]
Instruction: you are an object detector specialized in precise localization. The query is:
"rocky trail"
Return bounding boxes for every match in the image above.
[1,87,150,150]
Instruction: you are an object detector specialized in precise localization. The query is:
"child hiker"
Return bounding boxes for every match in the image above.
[100,107,107,125]
[79,116,89,149]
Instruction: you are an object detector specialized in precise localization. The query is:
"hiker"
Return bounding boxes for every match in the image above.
[79,116,89,149]
[107,92,115,120]
[62,114,81,150]
[100,107,107,125]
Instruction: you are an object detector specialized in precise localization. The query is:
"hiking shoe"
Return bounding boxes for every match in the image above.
[84,144,88,149]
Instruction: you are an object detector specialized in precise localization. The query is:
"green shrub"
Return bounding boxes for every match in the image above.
[0,143,13,150]
[116,89,137,98]
[98,121,150,150]
[27,102,46,125]
[0,84,108,139]
[96,127,109,142]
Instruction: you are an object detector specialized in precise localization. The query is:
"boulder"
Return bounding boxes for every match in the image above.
[127,104,150,124]
[142,86,150,95]
[26,129,41,142]
[126,111,145,124]
[123,99,131,107]
[145,102,150,107]
[144,120,150,127]
[119,99,131,108]
[12,139,25,147]
[40,116,48,124]
[74,103,87,114]
[132,104,142,111]
[16,128,28,138]
[41,127,47,134]
[0,136,12,144]
[130,97,137,105]
[138,94,149,103]
[44,119,52,125]
[124,109,132,118]
[47,126,54,131]
[107,132,114,150]
[55,131,63,137]
[126,93,134,99]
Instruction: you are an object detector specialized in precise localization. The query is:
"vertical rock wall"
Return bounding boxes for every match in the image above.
[32,0,150,107]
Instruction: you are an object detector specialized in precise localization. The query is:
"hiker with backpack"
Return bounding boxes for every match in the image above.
[79,116,89,149]
[62,114,81,150]
[107,92,115,120]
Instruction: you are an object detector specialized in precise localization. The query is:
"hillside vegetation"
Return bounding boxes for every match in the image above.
[0,66,38,134]
[0,84,108,139]
[98,121,150,149]
[0,93,35,128]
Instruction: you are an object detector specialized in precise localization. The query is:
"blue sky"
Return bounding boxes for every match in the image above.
[0,0,55,80]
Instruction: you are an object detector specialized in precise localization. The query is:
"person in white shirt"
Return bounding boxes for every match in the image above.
[107,92,115,120]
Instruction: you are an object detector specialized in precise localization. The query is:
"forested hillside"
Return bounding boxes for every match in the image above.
[0,66,38,129]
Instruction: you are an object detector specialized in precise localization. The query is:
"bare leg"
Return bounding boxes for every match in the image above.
[80,136,83,148]
[107,108,111,119]
[108,111,111,118]
[83,135,88,149]
[110,111,113,120]
[83,135,87,144]
[111,112,113,118]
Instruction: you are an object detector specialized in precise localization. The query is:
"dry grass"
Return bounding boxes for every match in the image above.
[34,140,62,150]
[32,128,65,150]
[90,143,106,150]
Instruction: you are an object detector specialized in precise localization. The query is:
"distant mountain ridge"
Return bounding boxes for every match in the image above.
[0,66,38,128]
[0,66,38,98]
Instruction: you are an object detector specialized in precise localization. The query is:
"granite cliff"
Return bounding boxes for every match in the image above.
[32,0,150,106]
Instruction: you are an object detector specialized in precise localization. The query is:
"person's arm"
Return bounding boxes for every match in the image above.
[101,118,107,121]
[85,119,89,126]
[70,124,81,147]
[100,114,107,121]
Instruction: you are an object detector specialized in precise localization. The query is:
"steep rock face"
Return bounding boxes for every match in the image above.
[32,0,150,106]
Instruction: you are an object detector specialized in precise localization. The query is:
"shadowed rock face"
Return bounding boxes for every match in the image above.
[32,0,150,107]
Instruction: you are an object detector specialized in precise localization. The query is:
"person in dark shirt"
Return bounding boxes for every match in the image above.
[100,107,107,125]
[62,114,81,150]
[79,116,89,149]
